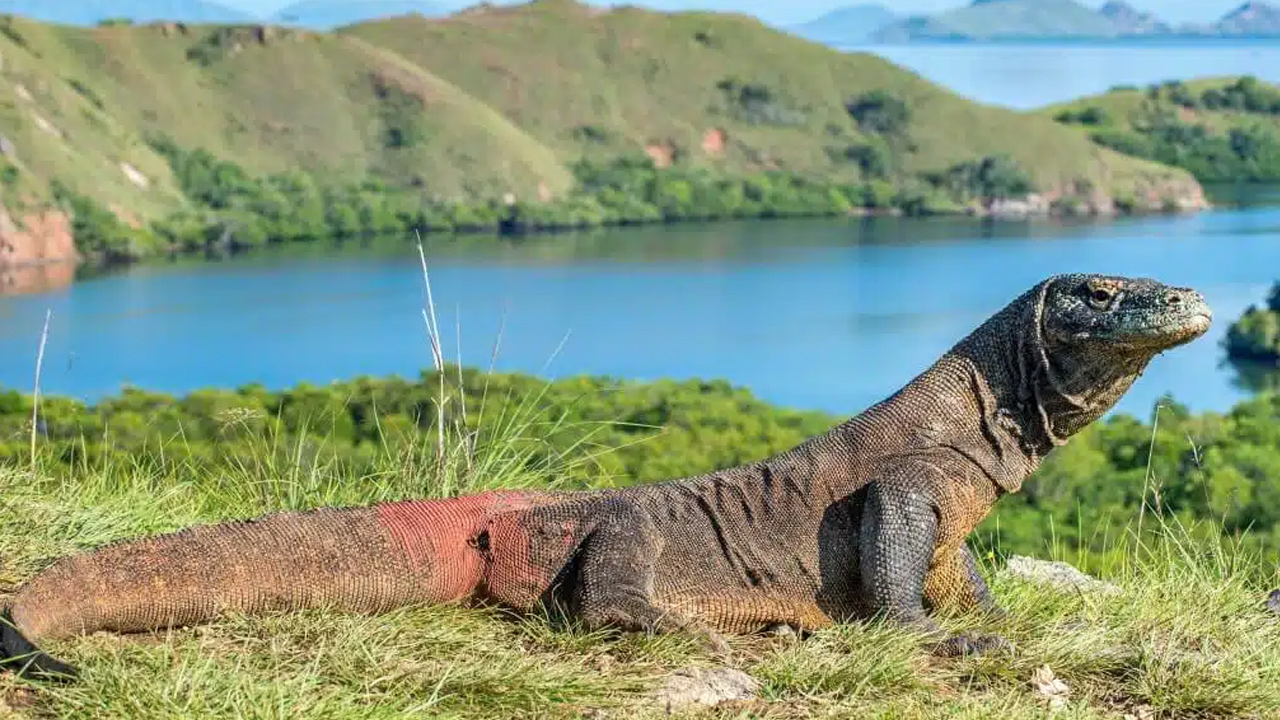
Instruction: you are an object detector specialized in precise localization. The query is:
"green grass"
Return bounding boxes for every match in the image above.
[0,379,1278,719]
[0,0,1202,226]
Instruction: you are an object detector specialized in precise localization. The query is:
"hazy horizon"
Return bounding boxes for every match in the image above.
[232,0,1247,27]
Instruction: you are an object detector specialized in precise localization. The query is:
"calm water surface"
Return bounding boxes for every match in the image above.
[0,204,1277,420]
[852,41,1280,109]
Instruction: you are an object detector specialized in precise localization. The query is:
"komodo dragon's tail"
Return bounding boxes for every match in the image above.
[0,491,545,680]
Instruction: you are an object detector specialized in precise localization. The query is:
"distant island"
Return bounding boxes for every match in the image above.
[789,0,1280,45]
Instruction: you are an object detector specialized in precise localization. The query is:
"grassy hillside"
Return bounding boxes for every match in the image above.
[1042,76,1280,182]
[344,2,1183,196]
[0,368,1279,717]
[0,1,1204,266]
[0,16,573,204]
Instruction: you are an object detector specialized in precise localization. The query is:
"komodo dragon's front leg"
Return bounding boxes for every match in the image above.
[859,471,1010,656]
[924,545,1005,618]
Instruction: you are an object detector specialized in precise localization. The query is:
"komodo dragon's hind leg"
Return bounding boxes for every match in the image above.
[859,473,1012,657]
[570,497,730,653]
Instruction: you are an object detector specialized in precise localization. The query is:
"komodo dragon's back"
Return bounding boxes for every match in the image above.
[2,273,1213,679]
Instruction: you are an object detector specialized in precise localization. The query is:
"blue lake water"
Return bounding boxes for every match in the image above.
[0,203,1277,420]
[0,42,1278,419]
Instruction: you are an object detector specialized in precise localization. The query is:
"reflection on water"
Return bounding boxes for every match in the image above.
[0,261,76,298]
[1203,183,1280,210]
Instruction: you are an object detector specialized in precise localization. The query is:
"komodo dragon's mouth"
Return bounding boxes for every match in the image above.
[1137,311,1213,348]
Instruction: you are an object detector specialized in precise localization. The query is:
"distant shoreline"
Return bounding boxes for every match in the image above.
[837,36,1280,49]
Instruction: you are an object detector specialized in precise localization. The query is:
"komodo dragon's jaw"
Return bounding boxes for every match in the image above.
[0,274,1212,681]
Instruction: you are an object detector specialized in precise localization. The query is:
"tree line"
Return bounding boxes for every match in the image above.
[58,117,1043,265]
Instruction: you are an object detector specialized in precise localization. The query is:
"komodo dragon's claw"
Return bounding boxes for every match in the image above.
[930,632,1015,658]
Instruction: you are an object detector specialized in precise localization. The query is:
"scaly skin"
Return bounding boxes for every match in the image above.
[1,273,1212,679]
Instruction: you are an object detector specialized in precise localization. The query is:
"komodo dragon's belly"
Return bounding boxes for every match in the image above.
[647,515,859,634]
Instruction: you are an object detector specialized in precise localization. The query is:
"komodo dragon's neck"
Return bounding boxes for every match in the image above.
[766,282,1146,499]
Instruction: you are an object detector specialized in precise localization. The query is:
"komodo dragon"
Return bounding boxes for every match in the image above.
[0,273,1212,679]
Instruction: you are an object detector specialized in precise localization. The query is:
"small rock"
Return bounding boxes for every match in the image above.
[986,193,1051,218]
[1123,704,1155,720]
[0,134,15,159]
[1002,556,1121,596]
[120,162,149,189]
[1030,664,1070,710]
[1265,589,1280,615]
[765,623,798,638]
[30,112,62,139]
[652,666,757,711]
[589,654,615,673]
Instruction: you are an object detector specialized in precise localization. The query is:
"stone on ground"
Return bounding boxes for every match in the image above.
[652,666,758,711]
[1002,556,1122,595]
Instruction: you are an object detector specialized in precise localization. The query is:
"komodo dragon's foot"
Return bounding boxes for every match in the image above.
[929,631,1015,658]
[899,616,1015,658]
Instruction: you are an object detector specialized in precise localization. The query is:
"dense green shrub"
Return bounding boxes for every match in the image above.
[9,362,1280,571]
[924,154,1035,202]
[1225,281,1280,363]
[1067,77,1280,183]
[1089,117,1280,183]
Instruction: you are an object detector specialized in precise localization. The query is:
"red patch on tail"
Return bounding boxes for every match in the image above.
[375,491,550,602]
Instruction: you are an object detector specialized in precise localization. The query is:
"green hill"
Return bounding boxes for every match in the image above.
[1041,76,1280,183]
[0,0,1204,267]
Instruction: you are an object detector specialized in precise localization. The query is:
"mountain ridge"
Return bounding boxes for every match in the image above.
[863,0,1280,43]
[787,4,897,44]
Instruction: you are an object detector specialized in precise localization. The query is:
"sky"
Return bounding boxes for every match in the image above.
[232,0,1247,26]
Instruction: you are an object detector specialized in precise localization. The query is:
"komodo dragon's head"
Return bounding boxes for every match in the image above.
[992,273,1213,449]
[1038,273,1212,354]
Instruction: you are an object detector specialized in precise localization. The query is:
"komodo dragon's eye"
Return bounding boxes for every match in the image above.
[1084,283,1118,309]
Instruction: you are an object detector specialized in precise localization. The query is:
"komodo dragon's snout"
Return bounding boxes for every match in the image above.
[1040,274,1211,350]
[1,273,1212,680]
